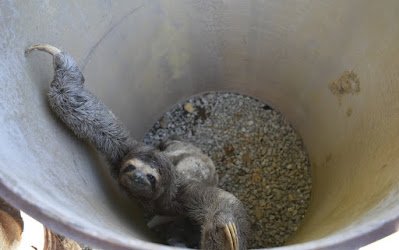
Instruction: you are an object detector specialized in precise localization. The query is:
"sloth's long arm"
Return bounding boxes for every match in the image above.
[26,44,138,177]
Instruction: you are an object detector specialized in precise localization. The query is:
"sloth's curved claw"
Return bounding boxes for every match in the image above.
[25,44,62,56]
[224,222,239,250]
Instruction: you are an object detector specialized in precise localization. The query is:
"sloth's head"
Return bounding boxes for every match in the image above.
[119,158,161,199]
[118,146,174,201]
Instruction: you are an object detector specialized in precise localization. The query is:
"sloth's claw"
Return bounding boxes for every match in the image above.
[224,222,239,250]
[25,44,61,56]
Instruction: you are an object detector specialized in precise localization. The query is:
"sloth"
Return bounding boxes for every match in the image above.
[25,44,250,250]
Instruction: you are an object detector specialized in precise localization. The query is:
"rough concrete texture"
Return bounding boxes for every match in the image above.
[1,0,399,249]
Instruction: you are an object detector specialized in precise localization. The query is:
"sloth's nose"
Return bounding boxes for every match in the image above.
[133,171,143,181]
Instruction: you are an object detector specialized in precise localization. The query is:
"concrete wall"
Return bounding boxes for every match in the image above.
[1,0,399,249]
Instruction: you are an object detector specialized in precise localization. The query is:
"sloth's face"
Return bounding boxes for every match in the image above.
[118,158,161,200]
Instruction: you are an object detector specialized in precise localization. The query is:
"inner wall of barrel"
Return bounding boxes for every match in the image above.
[3,0,398,247]
[83,0,399,245]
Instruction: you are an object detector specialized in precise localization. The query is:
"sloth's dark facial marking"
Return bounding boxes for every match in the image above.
[147,174,156,189]
[121,164,136,175]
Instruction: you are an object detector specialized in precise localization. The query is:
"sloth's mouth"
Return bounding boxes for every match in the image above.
[120,175,148,190]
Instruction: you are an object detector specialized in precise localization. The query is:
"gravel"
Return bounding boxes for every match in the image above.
[143,92,312,248]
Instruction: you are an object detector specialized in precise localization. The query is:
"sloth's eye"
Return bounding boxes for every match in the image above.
[147,174,156,188]
[121,164,136,174]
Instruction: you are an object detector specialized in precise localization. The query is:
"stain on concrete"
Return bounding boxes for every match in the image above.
[329,70,360,104]
[326,153,332,163]
[346,108,352,117]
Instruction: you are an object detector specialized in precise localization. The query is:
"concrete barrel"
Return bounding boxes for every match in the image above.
[1,1,399,249]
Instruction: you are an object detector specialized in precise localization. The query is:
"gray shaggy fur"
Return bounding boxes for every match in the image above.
[180,183,250,250]
[159,138,250,249]
[48,52,137,177]
[26,44,250,249]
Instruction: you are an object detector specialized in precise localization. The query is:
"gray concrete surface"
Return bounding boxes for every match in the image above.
[1,0,399,249]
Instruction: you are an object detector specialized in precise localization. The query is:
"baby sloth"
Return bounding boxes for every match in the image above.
[25,44,250,249]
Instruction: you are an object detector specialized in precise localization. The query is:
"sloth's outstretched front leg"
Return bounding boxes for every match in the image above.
[25,44,138,177]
